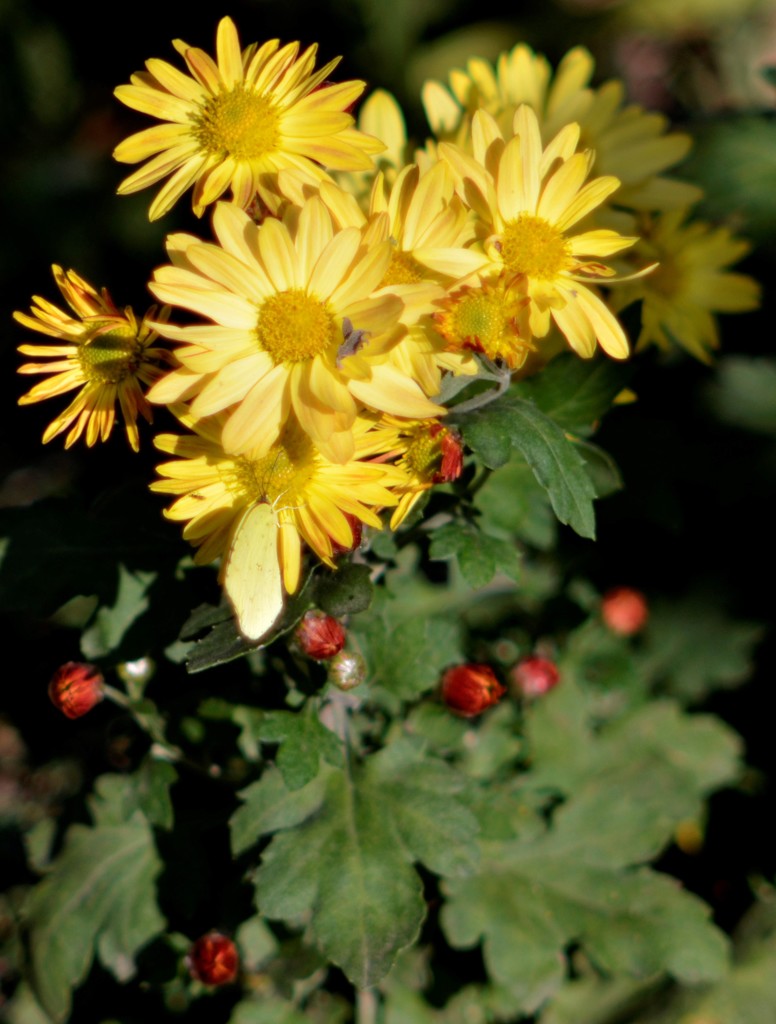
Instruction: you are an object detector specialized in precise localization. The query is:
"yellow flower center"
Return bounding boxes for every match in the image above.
[380,251,425,287]
[256,290,338,365]
[435,283,531,369]
[499,214,571,280]
[193,87,280,161]
[235,428,316,507]
[404,426,441,482]
[78,323,142,384]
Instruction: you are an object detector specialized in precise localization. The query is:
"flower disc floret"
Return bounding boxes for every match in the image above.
[500,214,572,279]
[256,290,338,364]
[193,88,280,160]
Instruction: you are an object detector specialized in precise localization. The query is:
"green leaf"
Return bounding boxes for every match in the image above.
[79,564,156,660]
[636,597,763,704]
[231,766,330,856]
[230,999,309,1024]
[474,459,557,550]
[461,396,597,538]
[441,832,728,1013]
[513,354,631,437]
[134,758,177,830]
[200,702,343,790]
[429,520,521,587]
[313,562,374,616]
[26,811,165,1021]
[252,738,479,988]
[352,587,464,700]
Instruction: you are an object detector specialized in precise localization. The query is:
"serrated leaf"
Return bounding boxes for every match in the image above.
[474,459,556,550]
[514,354,631,437]
[429,521,521,587]
[79,564,156,660]
[352,588,464,700]
[461,396,597,538]
[636,597,763,704]
[201,702,343,790]
[26,814,165,1021]
[441,832,729,1014]
[252,739,479,988]
[231,766,330,856]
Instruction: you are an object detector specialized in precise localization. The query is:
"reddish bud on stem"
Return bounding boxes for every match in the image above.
[296,610,347,661]
[331,513,363,555]
[510,656,560,699]
[187,931,239,986]
[48,662,105,719]
[441,663,506,717]
[601,586,649,636]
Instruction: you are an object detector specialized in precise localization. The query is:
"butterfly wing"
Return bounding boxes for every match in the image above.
[223,502,284,641]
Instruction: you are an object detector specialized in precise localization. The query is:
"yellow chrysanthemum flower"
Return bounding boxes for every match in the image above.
[358,416,464,529]
[15,266,168,451]
[416,105,641,360]
[147,198,444,464]
[611,209,761,363]
[421,43,701,212]
[152,410,402,640]
[113,16,383,221]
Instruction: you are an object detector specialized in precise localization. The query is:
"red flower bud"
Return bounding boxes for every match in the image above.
[296,610,347,660]
[510,656,560,699]
[48,662,105,719]
[328,649,366,691]
[601,586,649,636]
[187,931,239,986]
[441,663,506,717]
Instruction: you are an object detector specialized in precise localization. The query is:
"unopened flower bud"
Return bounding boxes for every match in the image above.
[187,931,239,985]
[441,663,505,717]
[510,656,560,699]
[328,650,366,691]
[429,424,464,483]
[296,610,346,660]
[601,586,649,636]
[48,662,105,719]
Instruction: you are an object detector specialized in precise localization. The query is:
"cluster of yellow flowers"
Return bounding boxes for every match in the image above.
[14,18,759,640]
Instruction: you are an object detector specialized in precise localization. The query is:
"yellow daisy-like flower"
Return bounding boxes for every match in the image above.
[147,198,444,464]
[358,416,464,529]
[113,16,383,221]
[417,105,640,360]
[15,266,168,451]
[152,410,402,640]
[421,43,701,212]
[611,208,761,363]
[432,275,533,370]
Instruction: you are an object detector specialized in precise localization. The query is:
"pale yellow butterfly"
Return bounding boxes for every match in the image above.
[222,501,284,642]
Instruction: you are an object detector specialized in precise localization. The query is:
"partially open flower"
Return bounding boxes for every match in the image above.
[441,663,505,717]
[187,931,239,986]
[296,610,347,660]
[510,656,560,699]
[601,586,649,636]
[48,662,105,719]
